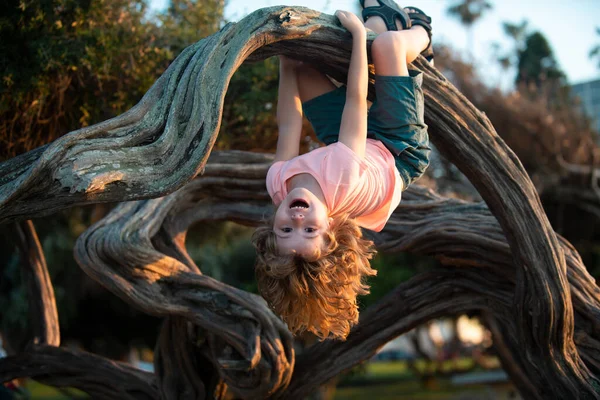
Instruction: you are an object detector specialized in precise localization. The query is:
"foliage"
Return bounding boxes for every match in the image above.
[589,27,600,70]
[217,58,281,152]
[0,0,175,161]
[0,0,285,159]
[496,19,528,70]
[218,57,317,154]
[187,221,258,293]
[446,0,492,27]
[157,0,224,56]
[516,31,565,89]
[446,0,492,58]
[495,20,565,91]
[359,253,436,310]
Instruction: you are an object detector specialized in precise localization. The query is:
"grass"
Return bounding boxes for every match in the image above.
[346,358,480,381]
[20,381,87,400]
[336,359,515,400]
[334,380,514,400]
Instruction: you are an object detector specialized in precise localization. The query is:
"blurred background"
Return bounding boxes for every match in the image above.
[1,0,599,399]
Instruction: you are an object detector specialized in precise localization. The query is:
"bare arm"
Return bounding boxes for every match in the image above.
[274,56,303,162]
[336,11,368,158]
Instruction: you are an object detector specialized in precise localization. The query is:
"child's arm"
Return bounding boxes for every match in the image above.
[336,11,368,158]
[274,56,303,162]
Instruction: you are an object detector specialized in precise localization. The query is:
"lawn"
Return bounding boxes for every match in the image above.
[334,380,515,400]
[18,381,87,400]
[336,359,516,400]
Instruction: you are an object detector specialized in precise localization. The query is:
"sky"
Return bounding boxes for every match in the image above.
[149,0,600,87]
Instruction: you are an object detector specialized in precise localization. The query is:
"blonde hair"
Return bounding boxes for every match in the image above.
[252,214,377,340]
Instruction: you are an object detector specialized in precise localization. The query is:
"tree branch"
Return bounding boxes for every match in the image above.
[0,345,157,400]
[11,220,60,347]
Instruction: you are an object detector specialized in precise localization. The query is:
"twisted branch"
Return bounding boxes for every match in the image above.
[0,5,597,399]
[11,220,60,347]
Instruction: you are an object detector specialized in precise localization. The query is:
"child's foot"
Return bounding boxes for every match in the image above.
[404,6,434,65]
[360,0,411,33]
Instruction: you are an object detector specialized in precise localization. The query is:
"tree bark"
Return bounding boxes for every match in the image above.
[0,345,158,399]
[9,220,60,349]
[0,5,598,399]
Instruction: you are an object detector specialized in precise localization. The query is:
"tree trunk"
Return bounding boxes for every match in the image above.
[0,6,598,399]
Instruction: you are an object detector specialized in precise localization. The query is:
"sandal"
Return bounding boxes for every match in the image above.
[360,0,412,31]
[405,6,434,64]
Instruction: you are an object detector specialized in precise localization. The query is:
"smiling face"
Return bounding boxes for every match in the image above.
[273,187,332,260]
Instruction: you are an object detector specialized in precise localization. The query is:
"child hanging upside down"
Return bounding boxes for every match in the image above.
[252,0,433,340]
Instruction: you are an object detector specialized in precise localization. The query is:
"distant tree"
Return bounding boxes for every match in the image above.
[499,19,529,69]
[516,31,565,89]
[158,0,225,55]
[446,0,493,59]
[590,26,600,69]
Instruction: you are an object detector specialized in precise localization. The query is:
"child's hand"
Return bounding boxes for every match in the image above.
[335,10,365,37]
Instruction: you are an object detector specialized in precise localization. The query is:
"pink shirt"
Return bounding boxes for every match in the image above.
[266,139,402,232]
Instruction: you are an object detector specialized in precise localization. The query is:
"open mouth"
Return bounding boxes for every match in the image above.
[290,199,309,209]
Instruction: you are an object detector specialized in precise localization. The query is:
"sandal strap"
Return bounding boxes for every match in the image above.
[405,5,433,64]
[405,6,432,32]
[361,0,411,31]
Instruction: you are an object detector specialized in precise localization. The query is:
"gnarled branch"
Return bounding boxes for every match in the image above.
[0,345,157,399]
[0,5,598,399]
[11,220,60,348]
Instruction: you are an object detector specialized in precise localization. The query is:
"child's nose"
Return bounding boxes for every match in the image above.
[291,213,304,221]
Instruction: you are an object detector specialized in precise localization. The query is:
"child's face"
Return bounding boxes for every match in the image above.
[273,188,331,260]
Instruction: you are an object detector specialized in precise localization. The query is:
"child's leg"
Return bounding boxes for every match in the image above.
[366,29,432,190]
[361,0,430,74]
[371,27,429,77]
[296,65,346,146]
[296,65,337,102]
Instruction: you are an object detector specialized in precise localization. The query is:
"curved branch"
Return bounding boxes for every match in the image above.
[0,345,157,400]
[73,197,294,399]
[0,7,336,224]
[421,62,596,397]
[11,220,60,347]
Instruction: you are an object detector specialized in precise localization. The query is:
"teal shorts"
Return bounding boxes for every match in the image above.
[302,71,430,189]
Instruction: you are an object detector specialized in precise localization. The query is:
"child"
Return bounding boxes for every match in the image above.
[252,1,432,340]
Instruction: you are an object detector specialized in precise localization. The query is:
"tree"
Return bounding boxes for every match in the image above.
[0,0,174,161]
[497,19,529,70]
[158,0,225,55]
[0,5,599,400]
[446,0,493,60]
[590,27,600,69]
[516,31,565,89]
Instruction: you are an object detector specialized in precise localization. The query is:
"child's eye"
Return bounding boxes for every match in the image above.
[282,227,292,233]
[305,228,316,233]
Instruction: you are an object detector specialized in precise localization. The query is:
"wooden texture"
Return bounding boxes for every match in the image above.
[0,5,598,399]
[0,345,158,399]
[11,220,60,348]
